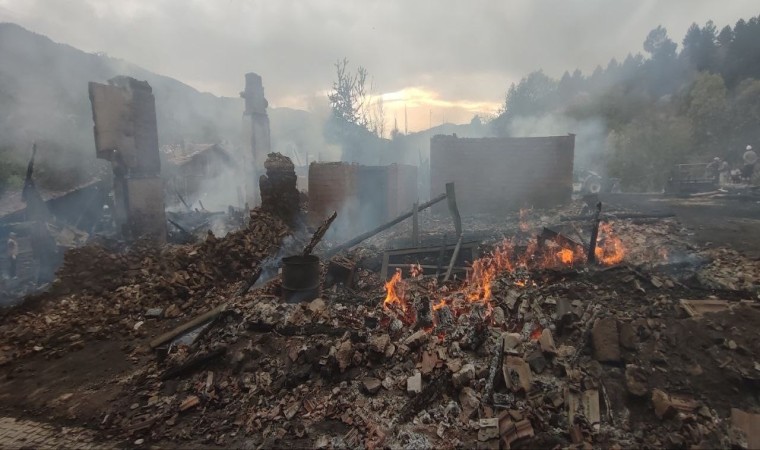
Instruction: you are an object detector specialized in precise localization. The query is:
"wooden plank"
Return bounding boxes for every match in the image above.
[443,235,464,282]
[149,304,227,349]
[446,182,462,236]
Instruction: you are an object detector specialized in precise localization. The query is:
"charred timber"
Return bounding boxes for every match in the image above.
[586,202,602,265]
[484,334,506,405]
[325,192,448,258]
[303,211,337,256]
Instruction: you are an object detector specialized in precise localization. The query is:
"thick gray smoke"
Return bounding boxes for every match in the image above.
[507,114,609,174]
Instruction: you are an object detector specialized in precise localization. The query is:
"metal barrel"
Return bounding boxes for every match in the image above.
[281,254,321,302]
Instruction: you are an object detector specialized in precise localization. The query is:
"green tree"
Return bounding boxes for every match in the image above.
[681,21,718,72]
[607,112,693,191]
[686,72,728,155]
[730,78,760,154]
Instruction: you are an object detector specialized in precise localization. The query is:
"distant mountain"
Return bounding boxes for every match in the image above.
[0,23,332,188]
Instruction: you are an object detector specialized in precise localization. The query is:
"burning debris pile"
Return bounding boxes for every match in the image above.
[1,203,759,449]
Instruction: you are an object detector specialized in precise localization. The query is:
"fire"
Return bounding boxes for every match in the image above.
[383,269,407,312]
[432,299,447,311]
[530,325,543,340]
[557,248,574,265]
[594,222,625,265]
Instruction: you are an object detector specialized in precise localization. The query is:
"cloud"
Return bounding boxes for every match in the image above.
[0,0,757,132]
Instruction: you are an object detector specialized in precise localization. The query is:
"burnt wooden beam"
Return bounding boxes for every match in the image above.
[586,202,603,265]
[325,192,448,258]
[303,211,337,256]
[446,182,462,237]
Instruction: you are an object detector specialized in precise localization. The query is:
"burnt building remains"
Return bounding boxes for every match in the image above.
[88,76,167,242]
[241,72,271,204]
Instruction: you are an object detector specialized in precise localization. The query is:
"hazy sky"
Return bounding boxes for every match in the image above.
[1,0,757,132]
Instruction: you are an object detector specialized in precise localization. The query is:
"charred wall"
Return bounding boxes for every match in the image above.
[430,135,575,213]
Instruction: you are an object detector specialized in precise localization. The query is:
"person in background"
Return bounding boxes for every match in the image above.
[705,157,721,182]
[6,232,18,279]
[742,145,757,182]
[719,158,731,185]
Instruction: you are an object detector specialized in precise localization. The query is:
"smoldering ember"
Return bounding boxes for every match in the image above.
[2,8,760,450]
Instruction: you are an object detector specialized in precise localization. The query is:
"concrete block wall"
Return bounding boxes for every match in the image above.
[430,135,574,214]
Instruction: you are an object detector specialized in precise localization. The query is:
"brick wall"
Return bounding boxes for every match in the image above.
[308,163,417,233]
[430,135,574,214]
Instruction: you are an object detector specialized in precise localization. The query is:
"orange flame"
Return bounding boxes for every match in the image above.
[530,325,543,340]
[557,248,574,265]
[432,299,447,311]
[594,222,625,265]
[383,269,407,312]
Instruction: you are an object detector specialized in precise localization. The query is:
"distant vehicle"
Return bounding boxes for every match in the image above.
[573,170,620,194]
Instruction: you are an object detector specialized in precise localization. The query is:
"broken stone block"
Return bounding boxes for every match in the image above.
[539,329,557,354]
[731,408,760,450]
[145,307,163,318]
[478,418,500,442]
[361,377,382,395]
[369,334,390,354]
[307,298,326,315]
[502,333,522,353]
[459,387,480,421]
[407,372,422,394]
[618,321,636,350]
[592,318,621,362]
[625,365,648,397]
[651,389,698,419]
[420,351,438,375]
[452,363,476,388]
[336,340,353,372]
[503,356,533,393]
[403,329,428,349]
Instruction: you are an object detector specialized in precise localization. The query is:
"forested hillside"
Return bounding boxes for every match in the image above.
[492,15,760,190]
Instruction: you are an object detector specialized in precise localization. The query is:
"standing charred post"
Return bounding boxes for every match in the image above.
[587,202,603,264]
[241,73,271,205]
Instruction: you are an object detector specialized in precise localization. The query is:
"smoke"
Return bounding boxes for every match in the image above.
[506,113,609,174]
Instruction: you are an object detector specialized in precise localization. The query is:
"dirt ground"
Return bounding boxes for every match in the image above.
[602,193,760,258]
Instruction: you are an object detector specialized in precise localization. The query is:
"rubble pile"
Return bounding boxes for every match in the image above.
[0,209,288,362]
[259,152,301,226]
[2,203,760,449]
[74,212,758,448]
